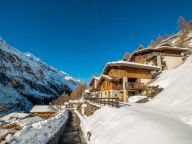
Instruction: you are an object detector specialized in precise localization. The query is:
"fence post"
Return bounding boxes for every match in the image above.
[116,98,119,108]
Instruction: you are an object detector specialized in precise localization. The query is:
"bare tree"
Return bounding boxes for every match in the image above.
[178,16,186,31]
[155,34,162,45]
[136,44,145,51]
[51,83,87,105]
[162,33,169,40]
[148,35,162,48]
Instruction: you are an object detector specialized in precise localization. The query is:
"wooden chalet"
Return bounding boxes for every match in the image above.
[129,45,189,71]
[88,76,100,97]
[96,61,160,102]
[30,105,60,119]
[96,74,119,98]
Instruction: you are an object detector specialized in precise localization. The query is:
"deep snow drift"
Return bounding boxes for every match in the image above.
[149,56,192,113]
[83,56,192,144]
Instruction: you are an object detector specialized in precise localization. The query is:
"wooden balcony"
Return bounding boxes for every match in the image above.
[116,82,143,90]
[146,52,160,61]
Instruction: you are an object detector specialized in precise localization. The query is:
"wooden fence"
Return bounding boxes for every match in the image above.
[88,97,120,108]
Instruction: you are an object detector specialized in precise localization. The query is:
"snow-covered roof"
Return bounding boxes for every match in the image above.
[157,46,190,51]
[16,116,44,127]
[129,46,190,61]
[101,74,118,81]
[85,89,90,93]
[30,105,60,113]
[69,100,79,103]
[97,74,119,88]
[93,76,100,80]
[4,110,68,144]
[0,113,29,121]
[0,129,17,138]
[89,76,100,86]
[102,61,160,75]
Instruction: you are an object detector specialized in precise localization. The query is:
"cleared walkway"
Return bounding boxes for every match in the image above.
[48,111,86,144]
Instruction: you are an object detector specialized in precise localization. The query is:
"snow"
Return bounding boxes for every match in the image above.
[0,112,29,121]
[16,116,44,127]
[188,32,192,37]
[80,56,192,144]
[84,106,192,144]
[156,46,190,50]
[5,134,13,140]
[24,52,41,61]
[85,89,90,93]
[128,95,147,103]
[74,110,90,143]
[107,60,160,70]
[148,56,192,113]
[69,100,79,103]
[129,44,190,61]
[0,129,16,138]
[0,129,9,137]
[101,74,115,80]
[93,77,100,80]
[3,109,69,144]
[30,105,63,113]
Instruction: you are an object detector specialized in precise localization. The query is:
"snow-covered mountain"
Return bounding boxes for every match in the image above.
[0,37,80,113]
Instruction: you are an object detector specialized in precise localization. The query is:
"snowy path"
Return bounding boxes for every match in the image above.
[48,111,86,144]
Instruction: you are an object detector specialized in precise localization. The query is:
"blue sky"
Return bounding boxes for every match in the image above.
[0,0,192,82]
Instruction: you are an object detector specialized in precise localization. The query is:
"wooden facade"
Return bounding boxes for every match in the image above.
[31,112,56,119]
[129,46,189,71]
[108,68,152,79]
[100,80,117,91]
[89,77,99,92]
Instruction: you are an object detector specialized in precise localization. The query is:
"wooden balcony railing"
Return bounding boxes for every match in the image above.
[146,52,160,61]
[116,82,143,90]
[88,97,120,108]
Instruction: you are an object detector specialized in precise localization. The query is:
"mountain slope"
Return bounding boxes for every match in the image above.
[0,38,80,113]
[157,28,192,49]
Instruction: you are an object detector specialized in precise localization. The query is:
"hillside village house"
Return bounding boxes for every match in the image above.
[88,76,100,97]
[30,105,61,119]
[86,44,189,103]
[96,61,160,102]
[128,44,189,71]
